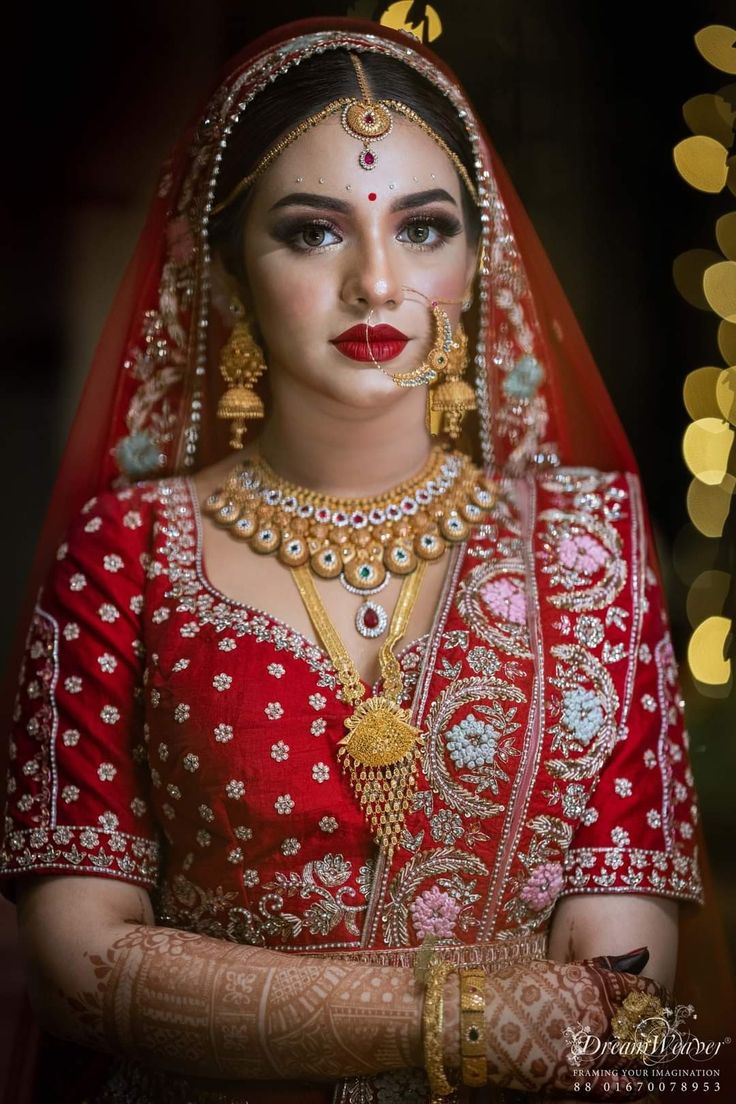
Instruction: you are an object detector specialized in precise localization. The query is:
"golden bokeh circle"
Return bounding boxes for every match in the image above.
[673,135,729,193]
[379,1,443,41]
[683,366,723,419]
[716,212,736,262]
[694,25,736,75]
[682,417,735,483]
[683,93,735,147]
[673,249,724,310]
[715,366,736,424]
[686,569,732,627]
[718,319,736,364]
[687,615,733,685]
[703,260,736,323]
[686,476,735,537]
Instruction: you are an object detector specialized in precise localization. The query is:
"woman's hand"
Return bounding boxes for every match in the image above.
[441,956,670,1101]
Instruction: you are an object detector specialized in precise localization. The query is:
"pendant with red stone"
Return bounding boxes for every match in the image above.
[355,599,388,639]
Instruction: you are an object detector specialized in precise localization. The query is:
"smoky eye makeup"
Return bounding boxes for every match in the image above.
[267,204,464,254]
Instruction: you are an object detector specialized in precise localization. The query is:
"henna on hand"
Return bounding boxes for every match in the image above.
[442,957,669,1102]
[59,925,424,1081]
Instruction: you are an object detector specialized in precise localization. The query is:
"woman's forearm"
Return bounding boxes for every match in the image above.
[36,922,425,1081]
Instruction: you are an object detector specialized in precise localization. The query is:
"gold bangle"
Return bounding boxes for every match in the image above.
[459,967,487,1087]
[422,959,456,1103]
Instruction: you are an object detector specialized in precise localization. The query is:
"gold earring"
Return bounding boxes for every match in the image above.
[216,298,266,450]
[429,321,476,440]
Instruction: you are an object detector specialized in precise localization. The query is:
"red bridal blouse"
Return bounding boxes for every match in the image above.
[0,464,704,1102]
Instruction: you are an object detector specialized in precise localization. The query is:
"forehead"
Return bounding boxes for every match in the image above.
[251,113,464,204]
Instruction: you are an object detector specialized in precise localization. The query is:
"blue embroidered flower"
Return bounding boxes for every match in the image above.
[445,713,498,769]
[114,431,161,479]
[562,688,604,746]
[502,355,544,400]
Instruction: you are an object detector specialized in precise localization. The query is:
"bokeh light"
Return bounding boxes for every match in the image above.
[688,615,733,684]
[683,366,723,418]
[682,417,735,483]
[703,259,736,322]
[686,477,734,538]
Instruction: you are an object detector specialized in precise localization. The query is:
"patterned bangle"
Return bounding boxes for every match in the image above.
[458,967,487,1087]
[422,959,456,1103]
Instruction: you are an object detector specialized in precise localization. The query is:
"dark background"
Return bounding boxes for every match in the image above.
[1,0,734,1084]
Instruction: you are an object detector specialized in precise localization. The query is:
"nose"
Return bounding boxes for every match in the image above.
[340,233,405,311]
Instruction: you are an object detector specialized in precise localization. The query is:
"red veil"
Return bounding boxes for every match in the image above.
[1,15,733,1101]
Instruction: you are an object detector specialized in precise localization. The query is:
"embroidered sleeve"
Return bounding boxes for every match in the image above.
[0,485,160,899]
[559,498,704,906]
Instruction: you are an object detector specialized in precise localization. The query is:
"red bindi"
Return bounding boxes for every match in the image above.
[368,192,377,201]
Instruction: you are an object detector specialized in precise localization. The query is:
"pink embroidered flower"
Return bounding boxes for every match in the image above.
[520,862,564,911]
[410,886,461,939]
[558,534,608,575]
[480,577,526,624]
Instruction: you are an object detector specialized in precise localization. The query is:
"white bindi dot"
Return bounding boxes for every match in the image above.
[319,177,325,184]
[412,175,419,182]
[430,173,437,179]
[388,182,396,190]
[346,184,353,191]
[296,177,303,183]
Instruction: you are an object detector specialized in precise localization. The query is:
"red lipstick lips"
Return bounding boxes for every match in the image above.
[331,323,409,363]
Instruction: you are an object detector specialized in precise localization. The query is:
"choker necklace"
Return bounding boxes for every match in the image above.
[202,445,496,637]
[200,447,496,854]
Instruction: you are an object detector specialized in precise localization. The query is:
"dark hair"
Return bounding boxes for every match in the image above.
[209,49,481,286]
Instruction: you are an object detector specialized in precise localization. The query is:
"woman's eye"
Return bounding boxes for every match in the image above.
[396,215,461,249]
[398,221,435,246]
[298,222,341,249]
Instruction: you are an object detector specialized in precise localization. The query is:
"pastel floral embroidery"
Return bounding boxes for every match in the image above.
[614,777,632,797]
[100,705,120,725]
[98,653,117,673]
[480,577,526,624]
[97,763,117,782]
[561,688,604,746]
[309,693,327,711]
[319,816,338,833]
[226,780,245,799]
[214,723,233,743]
[311,718,327,737]
[265,701,284,720]
[410,886,461,938]
[445,713,497,769]
[519,862,563,911]
[213,673,232,691]
[267,663,286,678]
[558,533,608,575]
[183,753,200,772]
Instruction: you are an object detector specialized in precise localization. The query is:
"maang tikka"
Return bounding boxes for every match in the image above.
[217,297,267,450]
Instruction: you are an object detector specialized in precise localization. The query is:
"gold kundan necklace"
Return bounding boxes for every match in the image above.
[202,445,496,855]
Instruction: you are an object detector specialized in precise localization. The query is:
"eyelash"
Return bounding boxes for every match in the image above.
[273,213,463,255]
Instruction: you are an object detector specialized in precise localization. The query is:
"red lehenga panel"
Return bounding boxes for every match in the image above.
[0,467,703,1103]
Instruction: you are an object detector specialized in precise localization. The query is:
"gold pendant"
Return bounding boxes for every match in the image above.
[339,696,418,766]
[338,696,422,855]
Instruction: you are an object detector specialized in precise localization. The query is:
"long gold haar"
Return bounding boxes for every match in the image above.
[291,562,426,857]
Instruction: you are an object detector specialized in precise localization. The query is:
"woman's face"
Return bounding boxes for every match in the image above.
[238,112,478,412]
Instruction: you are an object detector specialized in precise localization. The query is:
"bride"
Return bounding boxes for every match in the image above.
[0,16,717,1104]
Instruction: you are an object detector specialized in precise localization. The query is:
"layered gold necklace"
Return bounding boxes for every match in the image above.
[202,445,496,855]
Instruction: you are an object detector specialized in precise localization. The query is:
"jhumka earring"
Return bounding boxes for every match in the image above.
[429,320,477,440]
[216,297,267,450]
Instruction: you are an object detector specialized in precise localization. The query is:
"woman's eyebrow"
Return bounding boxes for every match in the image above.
[268,187,457,215]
